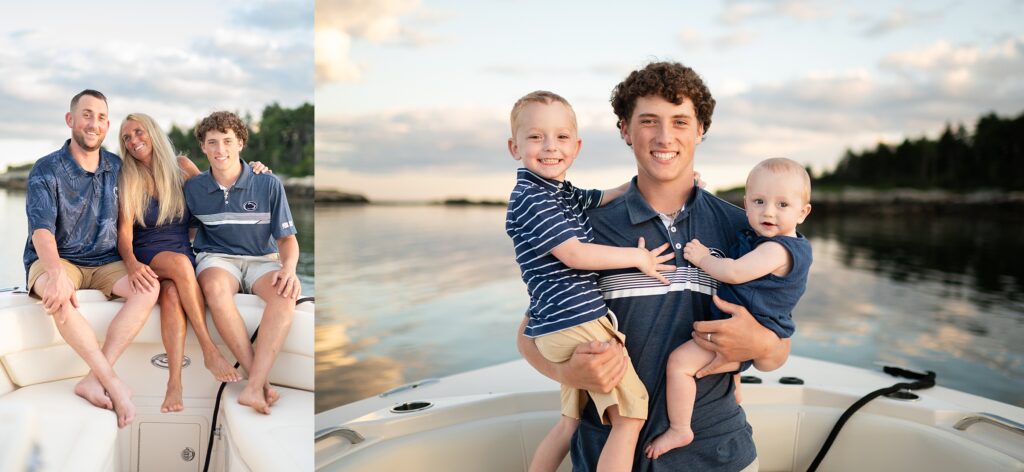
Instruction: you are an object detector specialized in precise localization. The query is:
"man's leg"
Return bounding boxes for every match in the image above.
[158,280,186,413]
[150,252,240,382]
[243,272,296,414]
[198,269,256,395]
[74,274,158,427]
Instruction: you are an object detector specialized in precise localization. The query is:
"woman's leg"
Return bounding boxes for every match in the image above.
[150,251,241,382]
[159,280,186,413]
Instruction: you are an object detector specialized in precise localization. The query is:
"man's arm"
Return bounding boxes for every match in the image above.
[31,229,77,317]
[272,235,300,299]
[516,316,628,393]
[690,295,791,377]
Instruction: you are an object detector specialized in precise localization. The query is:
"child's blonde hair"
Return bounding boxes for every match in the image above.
[509,90,577,138]
[748,157,812,203]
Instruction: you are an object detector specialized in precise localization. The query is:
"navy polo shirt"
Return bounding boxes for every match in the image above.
[570,179,757,471]
[505,168,607,337]
[23,140,123,277]
[184,160,297,256]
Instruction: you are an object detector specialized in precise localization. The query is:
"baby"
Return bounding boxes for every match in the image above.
[645,157,813,460]
[505,90,675,472]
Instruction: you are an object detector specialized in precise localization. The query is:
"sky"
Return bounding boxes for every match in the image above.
[1,0,313,170]
[315,0,1024,201]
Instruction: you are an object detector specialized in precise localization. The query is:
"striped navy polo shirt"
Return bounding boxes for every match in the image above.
[184,160,297,256]
[506,168,607,338]
[570,180,758,471]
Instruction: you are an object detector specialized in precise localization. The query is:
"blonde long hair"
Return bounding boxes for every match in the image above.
[118,113,186,227]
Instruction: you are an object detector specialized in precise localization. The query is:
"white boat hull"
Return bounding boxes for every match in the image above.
[316,356,1024,471]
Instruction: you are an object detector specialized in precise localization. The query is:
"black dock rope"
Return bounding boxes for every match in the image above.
[807,366,936,472]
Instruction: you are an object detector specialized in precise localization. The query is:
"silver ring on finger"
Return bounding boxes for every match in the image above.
[707,333,713,343]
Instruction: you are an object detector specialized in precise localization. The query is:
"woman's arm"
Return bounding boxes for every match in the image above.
[177,155,201,179]
[117,203,158,292]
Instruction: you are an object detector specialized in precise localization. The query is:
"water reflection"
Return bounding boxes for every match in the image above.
[315,205,1024,412]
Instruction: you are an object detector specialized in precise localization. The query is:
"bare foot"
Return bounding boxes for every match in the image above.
[74,374,112,410]
[104,377,136,429]
[264,383,280,406]
[161,381,184,413]
[645,426,695,460]
[203,348,242,383]
[238,384,270,415]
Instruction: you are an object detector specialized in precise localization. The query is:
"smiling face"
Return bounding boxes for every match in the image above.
[743,168,811,238]
[120,119,153,163]
[200,128,244,176]
[507,101,581,181]
[620,95,703,187]
[66,95,109,153]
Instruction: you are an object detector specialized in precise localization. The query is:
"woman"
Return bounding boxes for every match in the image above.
[116,113,264,413]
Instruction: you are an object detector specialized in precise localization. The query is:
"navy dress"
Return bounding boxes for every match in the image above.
[132,198,195,266]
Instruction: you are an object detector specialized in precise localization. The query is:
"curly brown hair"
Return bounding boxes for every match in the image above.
[194,111,249,145]
[610,61,716,135]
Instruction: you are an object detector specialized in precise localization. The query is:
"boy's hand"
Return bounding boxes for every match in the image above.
[636,237,676,285]
[272,268,301,299]
[683,239,710,267]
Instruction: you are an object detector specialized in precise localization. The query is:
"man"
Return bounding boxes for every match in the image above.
[184,111,300,415]
[24,89,159,429]
[518,62,791,471]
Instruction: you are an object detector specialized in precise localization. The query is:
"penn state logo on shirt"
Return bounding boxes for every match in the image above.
[243,201,258,211]
[708,247,726,258]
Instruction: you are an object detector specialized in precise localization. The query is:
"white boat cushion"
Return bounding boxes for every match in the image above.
[3,378,117,472]
[221,382,313,472]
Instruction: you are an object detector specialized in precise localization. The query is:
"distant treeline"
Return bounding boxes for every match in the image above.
[816,110,1024,190]
[169,102,313,177]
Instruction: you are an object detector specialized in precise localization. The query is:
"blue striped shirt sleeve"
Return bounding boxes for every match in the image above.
[575,187,604,210]
[511,185,578,256]
[269,178,298,240]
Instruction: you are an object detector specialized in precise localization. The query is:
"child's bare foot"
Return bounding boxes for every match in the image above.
[74,374,112,409]
[265,383,280,406]
[239,384,270,414]
[105,377,136,429]
[644,426,694,460]
[203,348,241,382]
[161,381,184,413]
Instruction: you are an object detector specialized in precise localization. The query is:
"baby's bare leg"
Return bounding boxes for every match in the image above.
[645,340,716,460]
[529,415,578,472]
[597,405,644,472]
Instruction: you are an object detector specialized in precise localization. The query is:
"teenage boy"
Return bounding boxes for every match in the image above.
[24,89,159,429]
[184,111,300,415]
[519,62,791,471]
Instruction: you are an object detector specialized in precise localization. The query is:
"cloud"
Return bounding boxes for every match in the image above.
[315,0,448,83]
[719,0,832,26]
[0,6,312,151]
[319,36,1024,189]
[860,8,942,37]
[479,63,632,78]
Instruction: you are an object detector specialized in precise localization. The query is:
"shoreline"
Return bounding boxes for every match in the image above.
[1,172,316,201]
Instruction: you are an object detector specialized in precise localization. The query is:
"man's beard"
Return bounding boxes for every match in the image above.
[72,130,102,152]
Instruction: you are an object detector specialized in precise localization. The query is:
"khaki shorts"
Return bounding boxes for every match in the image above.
[535,314,649,424]
[195,252,281,294]
[27,259,127,299]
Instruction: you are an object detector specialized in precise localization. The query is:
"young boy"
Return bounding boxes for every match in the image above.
[644,157,813,459]
[505,90,676,472]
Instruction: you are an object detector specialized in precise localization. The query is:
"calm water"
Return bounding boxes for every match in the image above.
[0,189,315,294]
[315,204,1024,412]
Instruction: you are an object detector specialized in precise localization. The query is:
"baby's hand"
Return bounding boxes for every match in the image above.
[637,237,676,285]
[683,239,710,266]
